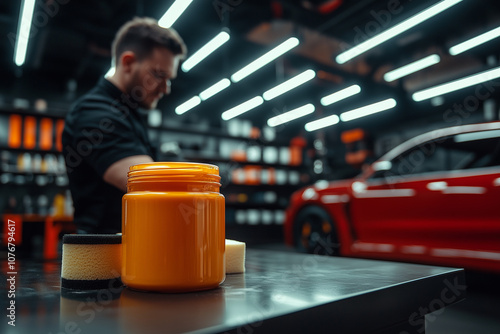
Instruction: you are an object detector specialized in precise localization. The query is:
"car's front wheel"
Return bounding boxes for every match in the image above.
[294,206,340,256]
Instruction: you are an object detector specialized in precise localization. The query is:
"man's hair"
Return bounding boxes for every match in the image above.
[111,17,187,66]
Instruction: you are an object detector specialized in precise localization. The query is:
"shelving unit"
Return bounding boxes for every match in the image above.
[1,103,312,248]
[0,105,73,258]
[153,120,310,227]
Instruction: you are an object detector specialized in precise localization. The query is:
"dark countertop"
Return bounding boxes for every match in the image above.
[0,249,465,334]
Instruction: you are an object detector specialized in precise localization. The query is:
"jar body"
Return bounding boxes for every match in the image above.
[122,163,225,292]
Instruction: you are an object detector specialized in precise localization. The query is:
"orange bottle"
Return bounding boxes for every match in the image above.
[8,114,22,148]
[122,162,225,292]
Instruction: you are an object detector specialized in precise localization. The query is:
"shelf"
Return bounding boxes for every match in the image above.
[225,203,288,210]
[225,224,285,244]
[222,183,304,189]
[150,125,254,141]
[1,182,68,188]
[1,170,66,176]
[0,146,62,155]
[0,172,69,188]
[0,107,66,119]
[150,124,290,145]
[16,214,73,223]
[183,155,303,169]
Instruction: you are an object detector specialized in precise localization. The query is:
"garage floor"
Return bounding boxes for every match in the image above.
[250,243,500,334]
[425,270,500,334]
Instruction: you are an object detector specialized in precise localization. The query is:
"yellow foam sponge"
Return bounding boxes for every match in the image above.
[61,234,122,290]
[225,239,246,274]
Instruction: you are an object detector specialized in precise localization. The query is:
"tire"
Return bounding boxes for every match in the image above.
[294,206,340,256]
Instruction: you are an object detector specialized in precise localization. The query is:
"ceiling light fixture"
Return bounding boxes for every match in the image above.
[231,37,300,83]
[340,98,397,122]
[263,70,316,101]
[305,115,340,132]
[267,104,315,127]
[449,26,500,56]
[104,67,115,78]
[221,96,264,120]
[159,0,194,28]
[199,78,231,101]
[175,96,201,115]
[384,54,440,82]
[182,31,230,72]
[412,66,500,101]
[335,0,463,64]
[14,0,36,66]
[320,85,361,106]
[105,1,193,76]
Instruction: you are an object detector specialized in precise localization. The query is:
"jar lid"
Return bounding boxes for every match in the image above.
[127,162,220,184]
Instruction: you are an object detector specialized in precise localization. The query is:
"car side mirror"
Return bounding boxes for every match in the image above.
[369,161,392,180]
[372,161,392,172]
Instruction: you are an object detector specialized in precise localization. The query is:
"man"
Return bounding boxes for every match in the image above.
[62,17,187,233]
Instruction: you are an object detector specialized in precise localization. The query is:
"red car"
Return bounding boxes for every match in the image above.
[285,122,500,272]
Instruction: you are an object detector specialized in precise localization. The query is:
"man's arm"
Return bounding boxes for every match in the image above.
[103,155,153,192]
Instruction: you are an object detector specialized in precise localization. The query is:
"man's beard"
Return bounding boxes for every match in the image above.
[127,71,158,110]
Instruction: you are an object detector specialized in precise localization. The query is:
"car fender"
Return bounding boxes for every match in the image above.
[284,180,357,253]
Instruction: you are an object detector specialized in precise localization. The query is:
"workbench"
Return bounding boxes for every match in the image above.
[0,249,465,333]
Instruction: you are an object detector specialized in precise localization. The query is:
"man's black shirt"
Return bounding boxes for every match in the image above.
[62,78,157,233]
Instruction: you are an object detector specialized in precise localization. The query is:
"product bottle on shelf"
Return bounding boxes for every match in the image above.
[17,153,23,172]
[33,154,42,172]
[64,190,74,216]
[23,194,33,214]
[22,153,32,172]
[52,193,65,217]
[41,155,48,173]
[37,195,49,216]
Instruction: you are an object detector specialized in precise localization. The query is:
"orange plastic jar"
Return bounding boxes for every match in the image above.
[122,162,225,292]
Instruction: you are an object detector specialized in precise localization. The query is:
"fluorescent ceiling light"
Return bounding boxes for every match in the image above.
[384,54,440,82]
[449,26,500,56]
[263,70,316,101]
[320,85,361,106]
[104,67,115,78]
[14,0,36,66]
[305,114,340,132]
[412,66,500,101]
[340,98,397,122]
[175,96,201,115]
[182,31,230,72]
[221,96,264,120]
[199,78,231,101]
[267,104,315,127]
[231,37,300,83]
[454,129,500,143]
[335,0,463,64]
[159,0,193,28]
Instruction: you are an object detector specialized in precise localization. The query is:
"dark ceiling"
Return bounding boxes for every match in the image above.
[1,0,500,139]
